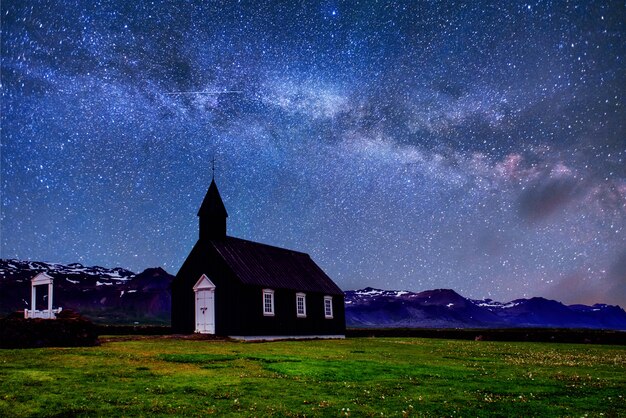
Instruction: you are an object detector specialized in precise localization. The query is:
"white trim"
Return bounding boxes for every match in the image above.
[193,274,216,291]
[24,308,62,319]
[263,289,275,316]
[229,335,345,341]
[193,274,216,334]
[296,292,306,318]
[324,296,334,319]
[26,273,59,319]
[31,272,54,286]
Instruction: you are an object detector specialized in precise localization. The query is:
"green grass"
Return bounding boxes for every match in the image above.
[1,337,624,417]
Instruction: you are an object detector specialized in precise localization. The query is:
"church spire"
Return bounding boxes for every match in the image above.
[198,175,228,241]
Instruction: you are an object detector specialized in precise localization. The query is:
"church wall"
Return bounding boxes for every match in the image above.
[230,286,346,337]
[171,242,237,334]
[174,252,346,336]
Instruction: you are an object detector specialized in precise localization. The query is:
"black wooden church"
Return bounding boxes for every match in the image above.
[171,177,345,339]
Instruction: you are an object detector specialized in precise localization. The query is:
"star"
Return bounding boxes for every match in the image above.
[1,0,624,306]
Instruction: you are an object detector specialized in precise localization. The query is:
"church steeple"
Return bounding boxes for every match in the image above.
[197,178,228,241]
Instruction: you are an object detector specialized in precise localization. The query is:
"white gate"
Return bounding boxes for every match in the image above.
[193,274,216,334]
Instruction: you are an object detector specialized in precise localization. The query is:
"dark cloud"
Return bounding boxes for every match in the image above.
[546,272,599,306]
[517,175,584,222]
[547,251,626,307]
[606,251,626,306]
[2,0,625,307]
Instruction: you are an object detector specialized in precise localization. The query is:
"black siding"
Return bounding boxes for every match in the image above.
[172,239,346,336]
[229,287,345,336]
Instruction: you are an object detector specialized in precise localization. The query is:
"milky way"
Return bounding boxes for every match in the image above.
[2,1,625,305]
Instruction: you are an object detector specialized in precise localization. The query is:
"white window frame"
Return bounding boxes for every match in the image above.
[263,289,275,316]
[296,292,306,318]
[324,296,333,319]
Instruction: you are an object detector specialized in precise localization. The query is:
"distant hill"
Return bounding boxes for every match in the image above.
[0,259,173,324]
[345,287,626,330]
[2,260,625,329]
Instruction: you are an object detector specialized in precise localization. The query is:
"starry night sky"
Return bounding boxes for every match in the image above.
[2,1,625,305]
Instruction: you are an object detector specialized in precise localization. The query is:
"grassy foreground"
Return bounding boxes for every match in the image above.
[0,337,624,417]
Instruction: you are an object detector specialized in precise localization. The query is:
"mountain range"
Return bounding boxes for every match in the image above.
[1,259,625,330]
[0,259,172,324]
[345,288,626,330]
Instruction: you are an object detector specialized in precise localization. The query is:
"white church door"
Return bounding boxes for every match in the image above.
[193,274,216,334]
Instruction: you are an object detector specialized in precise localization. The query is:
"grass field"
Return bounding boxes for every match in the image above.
[1,337,624,417]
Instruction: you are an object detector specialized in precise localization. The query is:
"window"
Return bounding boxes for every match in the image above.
[296,293,306,318]
[263,289,275,316]
[324,296,333,319]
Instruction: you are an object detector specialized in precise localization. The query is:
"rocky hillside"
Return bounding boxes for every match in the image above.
[3,259,625,329]
[0,259,173,324]
[345,288,626,330]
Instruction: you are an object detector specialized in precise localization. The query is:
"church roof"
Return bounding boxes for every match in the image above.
[209,236,343,295]
[197,179,228,218]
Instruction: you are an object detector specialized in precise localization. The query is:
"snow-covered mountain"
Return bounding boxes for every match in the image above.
[345,287,626,330]
[0,259,173,324]
[3,260,625,329]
